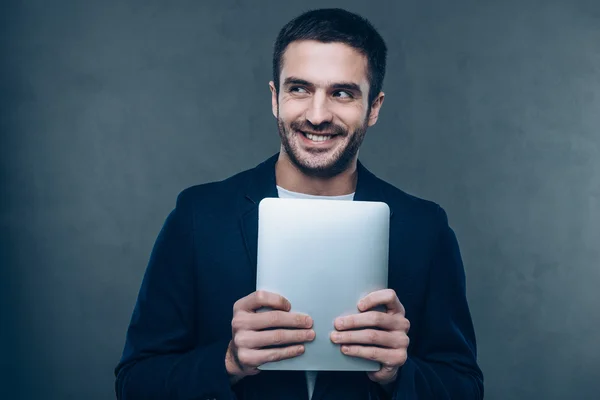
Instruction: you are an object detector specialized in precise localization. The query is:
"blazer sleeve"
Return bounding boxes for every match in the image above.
[392,206,484,399]
[114,191,236,400]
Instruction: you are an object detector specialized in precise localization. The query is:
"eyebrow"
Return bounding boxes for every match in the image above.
[283,77,363,95]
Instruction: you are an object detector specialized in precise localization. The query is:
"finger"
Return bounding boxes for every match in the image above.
[232,311,311,332]
[330,329,408,349]
[234,290,291,312]
[358,289,404,315]
[236,344,306,368]
[246,310,313,330]
[367,365,399,383]
[335,311,408,331]
[234,329,316,349]
[340,345,407,367]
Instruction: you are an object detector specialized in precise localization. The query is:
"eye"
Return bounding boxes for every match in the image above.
[333,90,353,99]
[289,86,308,94]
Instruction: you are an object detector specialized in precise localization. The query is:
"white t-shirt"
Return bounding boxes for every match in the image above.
[275,185,355,400]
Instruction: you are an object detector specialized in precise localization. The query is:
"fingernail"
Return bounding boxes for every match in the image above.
[358,300,365,310]
[307,330,315,340]
[341,346,349,353]
[337,318,345,328]
[305,316,313,327]
[297,345,304,354]
[331,332,341,342]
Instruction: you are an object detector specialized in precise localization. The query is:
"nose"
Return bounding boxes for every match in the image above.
[305,91,333,126]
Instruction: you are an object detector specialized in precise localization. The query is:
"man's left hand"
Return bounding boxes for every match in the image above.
[329,289,410,385]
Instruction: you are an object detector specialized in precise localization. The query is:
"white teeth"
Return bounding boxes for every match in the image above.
[305,133,332,142]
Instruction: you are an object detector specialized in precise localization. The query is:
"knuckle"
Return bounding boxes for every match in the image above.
[269,311,281,325]
[398,351,408,365]
[270,350,282,362]
[231,316,243,331]
[368,330,379,343]
[237,348,250,365]
[233,333,245,348]
[369,347,378,360]
[374,312,384,326]
[272,330,284,345]
[405,318,411,332]
[392,335,403,349]
[255,290,267,303]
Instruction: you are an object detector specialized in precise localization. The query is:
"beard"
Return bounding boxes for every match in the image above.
[277,114,369,179]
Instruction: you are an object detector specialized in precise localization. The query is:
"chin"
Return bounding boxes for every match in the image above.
[293,149,334,167]
[293,154,349,178]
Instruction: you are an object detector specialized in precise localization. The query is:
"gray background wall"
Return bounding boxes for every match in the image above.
[1,0,599,398]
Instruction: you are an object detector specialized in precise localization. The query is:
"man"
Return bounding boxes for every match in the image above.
[115,8,484,400]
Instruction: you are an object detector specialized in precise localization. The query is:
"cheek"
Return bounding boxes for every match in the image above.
[336,108,368,129]
[279,102,305,122]
[279,99,305,115]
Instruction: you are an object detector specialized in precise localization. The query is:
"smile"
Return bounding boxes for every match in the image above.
[300,131,337,142]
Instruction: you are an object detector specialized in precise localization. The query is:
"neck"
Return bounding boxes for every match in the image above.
[275,151,358,196]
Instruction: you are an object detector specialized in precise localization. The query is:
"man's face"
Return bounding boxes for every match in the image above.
[270,40,384,178]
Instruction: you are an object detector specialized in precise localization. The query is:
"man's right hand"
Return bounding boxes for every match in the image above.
[225,290,315,383]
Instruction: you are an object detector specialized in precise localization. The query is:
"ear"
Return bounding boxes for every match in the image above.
[269,81,278,118]
[367,92,385,127]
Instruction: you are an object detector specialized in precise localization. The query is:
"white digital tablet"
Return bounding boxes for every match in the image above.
[255,197,390,371]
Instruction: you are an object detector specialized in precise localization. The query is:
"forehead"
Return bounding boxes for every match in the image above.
[280,40,369,87]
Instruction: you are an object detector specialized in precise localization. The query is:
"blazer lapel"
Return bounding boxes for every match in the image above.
[239,154,280,281]
[354,159,395,218]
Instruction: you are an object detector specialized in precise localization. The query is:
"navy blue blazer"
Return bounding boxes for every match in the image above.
[115,153,484,399]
